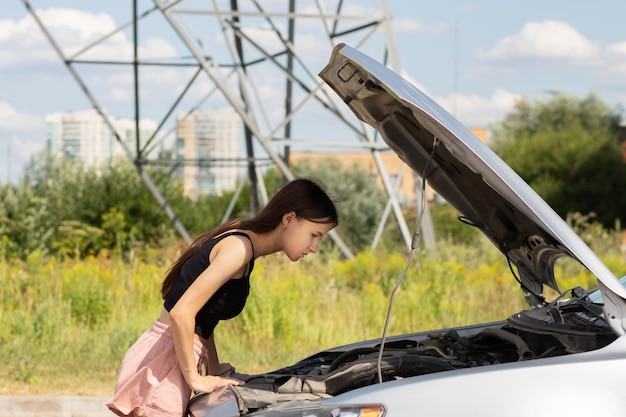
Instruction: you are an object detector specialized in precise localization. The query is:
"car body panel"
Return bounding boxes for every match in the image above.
[318,43,626,334]
[188,387,239,417]
[324,335,626,417]
[189,320,626,417]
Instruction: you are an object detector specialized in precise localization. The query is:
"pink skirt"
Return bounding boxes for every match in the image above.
[106,321,207,417]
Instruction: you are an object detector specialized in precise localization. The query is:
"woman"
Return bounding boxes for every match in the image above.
[107,178,338,417]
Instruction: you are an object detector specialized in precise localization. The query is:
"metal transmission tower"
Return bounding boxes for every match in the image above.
[22,0,435,257]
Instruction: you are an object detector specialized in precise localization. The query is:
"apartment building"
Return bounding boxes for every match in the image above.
[45,109,157,166]
[175,108,242,198]
[45,108,243,198]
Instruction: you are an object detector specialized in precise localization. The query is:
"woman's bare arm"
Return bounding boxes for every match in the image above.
[168,235,250,392]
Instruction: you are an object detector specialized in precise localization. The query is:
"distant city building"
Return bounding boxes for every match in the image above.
[176,108,242,198]
[44,108,242,198]
[290,127,490,205]
[45,109,157,167]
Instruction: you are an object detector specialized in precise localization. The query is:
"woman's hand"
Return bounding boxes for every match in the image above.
[190,374,245,394]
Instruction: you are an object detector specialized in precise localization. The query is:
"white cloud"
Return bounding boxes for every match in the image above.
[0,102,46,171]
[478,20,601,64]
[393,17,451,35]
[374,67,518,128]
[108,87,131,103]
[0,13,57,69]
[603,41,626,76]
[605,41,626,56]
[0,102,43,132]
[434,88,521,127]
[0,8,178,71]
[140,38,178,60]
[0,8,120,69]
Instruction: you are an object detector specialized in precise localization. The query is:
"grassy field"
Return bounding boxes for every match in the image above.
[0,236,623,396]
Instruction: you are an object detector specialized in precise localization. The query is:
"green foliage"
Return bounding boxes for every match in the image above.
[491,94,626,227]
[61,261,114,327]
[291,157,387,252]
[426,203,481,245]
[0,153,200,259]
[0,151,393,259]
[52,220,105,258]
[334,249,408,293]
[101,208,128,253]
[491,93,620,146]
[2,217,623,395]
[0,149,437,260]
[566,212,623,256]
[187,181,253,236]
[0,252,165,394]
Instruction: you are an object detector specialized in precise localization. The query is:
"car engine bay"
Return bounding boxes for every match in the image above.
[221,287,616,414]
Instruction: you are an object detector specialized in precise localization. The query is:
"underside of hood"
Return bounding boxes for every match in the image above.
[318,43,626,335]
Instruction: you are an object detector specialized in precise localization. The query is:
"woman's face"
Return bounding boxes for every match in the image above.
[282,214,334,262]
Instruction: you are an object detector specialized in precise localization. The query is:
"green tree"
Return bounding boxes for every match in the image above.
[491,94,626,228]
[52,220,104,257]
[428,203,480,245]
[187,182,252,236]
[291,157,387,252]
[101,207,128,254]
[0,152,196,258]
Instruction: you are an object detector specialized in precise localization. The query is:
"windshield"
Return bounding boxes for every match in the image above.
[588,275,626,304]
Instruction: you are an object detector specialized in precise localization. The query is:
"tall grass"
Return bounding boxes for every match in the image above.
[1,236,624,395]
[0,250,164,394]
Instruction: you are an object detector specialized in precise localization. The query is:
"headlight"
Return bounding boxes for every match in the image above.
[250,404,385,417]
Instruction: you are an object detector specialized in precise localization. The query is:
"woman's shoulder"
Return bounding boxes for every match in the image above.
[213,229,252,243]
[211,230,254,258]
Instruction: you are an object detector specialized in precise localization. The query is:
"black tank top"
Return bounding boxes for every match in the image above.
[163,231,254,338]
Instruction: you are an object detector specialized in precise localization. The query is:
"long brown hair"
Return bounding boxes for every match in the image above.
[161,178,338,299]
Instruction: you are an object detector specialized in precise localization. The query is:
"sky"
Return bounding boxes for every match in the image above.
[2,0,626,183]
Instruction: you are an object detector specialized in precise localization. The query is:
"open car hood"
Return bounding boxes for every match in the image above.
[319,43,626,335]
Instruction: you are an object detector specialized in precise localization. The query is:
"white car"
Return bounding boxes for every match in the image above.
[187,44,626,417]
